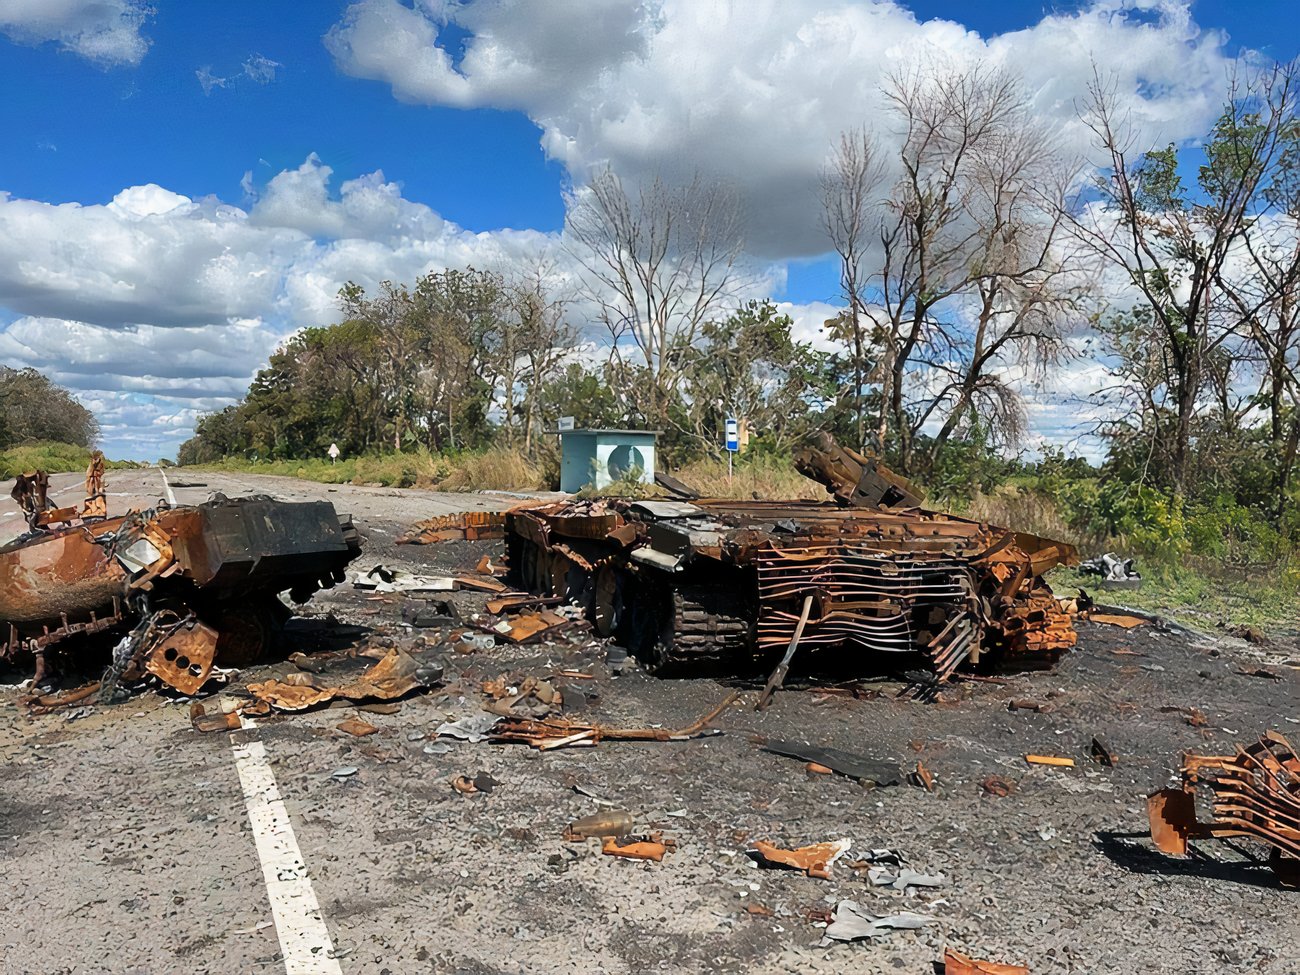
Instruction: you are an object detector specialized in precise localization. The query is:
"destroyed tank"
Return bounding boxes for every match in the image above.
[501,433,1078,679]
[2,458,362,690]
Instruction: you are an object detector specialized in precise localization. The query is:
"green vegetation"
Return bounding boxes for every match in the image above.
[0,442,137,480]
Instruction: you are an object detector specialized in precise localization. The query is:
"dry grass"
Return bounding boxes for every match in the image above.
[953,485,1081,543]
[429,447,544,492]
[670,456,821,500]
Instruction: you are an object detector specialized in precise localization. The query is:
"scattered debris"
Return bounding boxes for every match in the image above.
[190,700,241,733]
[565,810,634,840]
[330,766,359,780]
[1079,552,1141,589]
[247,649,441,711]
[761,739,902,786]
[336,717,379,737]
[481,672,561,717]
[866,866,945,892]
[1086,612,1148,629]
[1089,736,1118,767]
[601,833,674,862]
[821,901,933,943]
[352,564,457,593]
[489,609,571,644]
[944,948,1030,975]
[1007,699,1050,713]
[1225,623,1269,645]
[1147,730,1300,883]
[436,713,502,743]
[755,593,813,710]
[456,573,511,594]
[450,770,499,795]
[751,838,850,879]
[911,761,936,791]
[487,691,737,750]
[1236,667,1283,681]
[982,776,1015,797]
[1025,754,1074,767]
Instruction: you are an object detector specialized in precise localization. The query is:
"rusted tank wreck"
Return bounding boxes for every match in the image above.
[504,434,1078,679]
[2,455,361,695]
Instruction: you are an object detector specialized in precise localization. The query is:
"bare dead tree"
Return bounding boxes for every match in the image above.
[820,127,886,451]
[824,64,1081,474]
[564,168,744,425]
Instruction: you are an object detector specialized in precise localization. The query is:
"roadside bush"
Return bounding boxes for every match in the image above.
[0,442,137,480]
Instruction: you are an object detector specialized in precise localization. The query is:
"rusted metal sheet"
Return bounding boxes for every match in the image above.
[498,434,1077,680]
[750,838,850,879]
[141,617,219,695]
[1148,730,1300,882]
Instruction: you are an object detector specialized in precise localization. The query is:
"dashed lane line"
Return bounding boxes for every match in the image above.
[231,716,343,975]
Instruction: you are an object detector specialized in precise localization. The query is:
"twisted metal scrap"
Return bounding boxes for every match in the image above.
[1148,730,1300,882]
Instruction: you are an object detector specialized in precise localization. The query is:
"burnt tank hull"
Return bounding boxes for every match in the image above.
[505,495,1078,679]
[1,496,362,662]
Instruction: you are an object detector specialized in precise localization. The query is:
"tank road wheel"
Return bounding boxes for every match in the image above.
[621,577,676,675]
[211,599,283,666]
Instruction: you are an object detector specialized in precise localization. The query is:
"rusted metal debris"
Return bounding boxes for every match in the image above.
[246,648,440,711]
[398,510,506,544]
[1147,730,1300,884]
[751,838,851,879]
[943,948,1030,975]
[2,458,362,697]
[602,833,674,861]
[487,691,738,749]
[486,433,1077,681]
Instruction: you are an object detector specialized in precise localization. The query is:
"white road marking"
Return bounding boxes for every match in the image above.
[231,716,343,975]
[157,465,178,506]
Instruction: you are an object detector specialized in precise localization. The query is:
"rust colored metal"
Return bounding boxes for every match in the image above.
[82,450,107,520]
[3,458,362,695]
[398,511,506,544]
[494,433,1076,680]
[247,648,434,711]
[489,691,738,749]
[750,838,850,879]
[141,616,219,695]
[1148,730,1300,882]
[943,948,1029,975]
[601,833,674,862]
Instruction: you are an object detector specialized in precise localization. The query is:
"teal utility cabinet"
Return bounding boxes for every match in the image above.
[556,428,659,493]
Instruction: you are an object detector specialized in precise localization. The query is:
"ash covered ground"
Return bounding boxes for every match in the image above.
[1,472,1297,974]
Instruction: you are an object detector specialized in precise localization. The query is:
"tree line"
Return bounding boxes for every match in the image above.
[0,367,99,450]
[181,59,1300,532]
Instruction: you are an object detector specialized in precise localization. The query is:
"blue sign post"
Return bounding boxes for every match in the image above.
[725,418,739,484]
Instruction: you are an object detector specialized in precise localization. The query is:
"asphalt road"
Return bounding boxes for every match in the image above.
[1,472,1298,974]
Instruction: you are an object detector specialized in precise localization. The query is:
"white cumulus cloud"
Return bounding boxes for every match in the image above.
[326,0,1238,256]
[0,0,153,66]
[0,157,560,459]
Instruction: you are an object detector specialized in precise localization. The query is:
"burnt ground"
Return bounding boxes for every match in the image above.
[1,473,1299,975]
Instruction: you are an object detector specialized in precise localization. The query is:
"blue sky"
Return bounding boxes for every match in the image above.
[0,0,1297,459]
